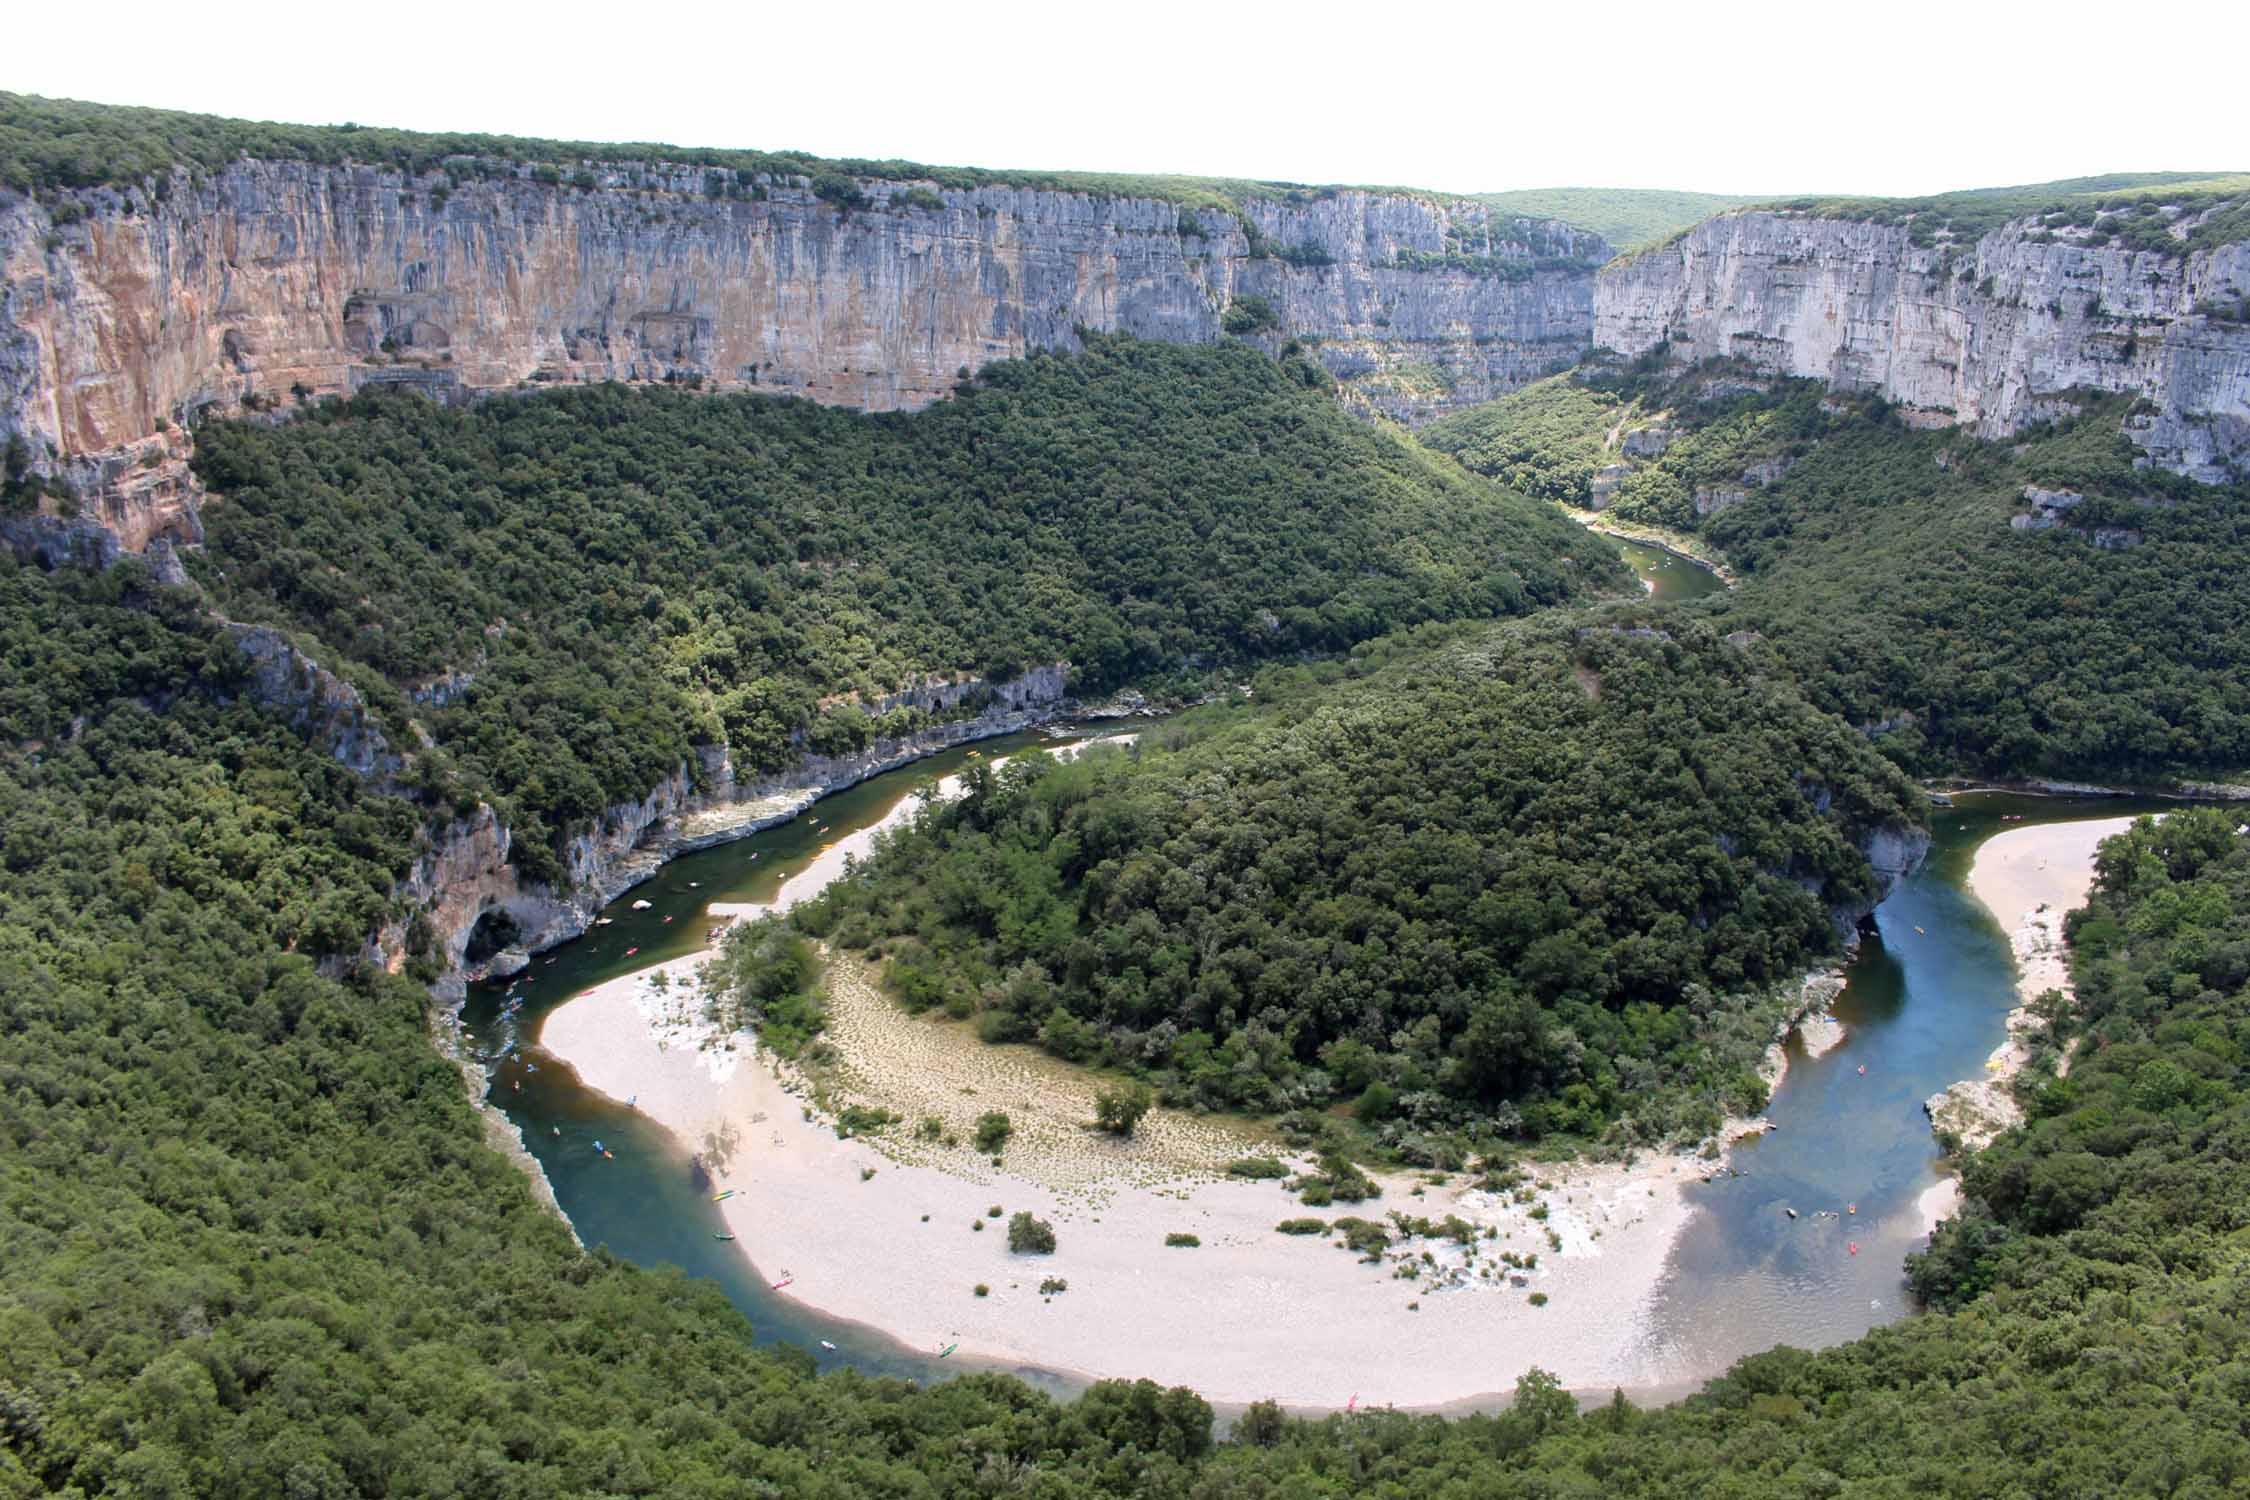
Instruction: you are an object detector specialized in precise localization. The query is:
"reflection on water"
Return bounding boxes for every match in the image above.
[1633,790,2173,1394]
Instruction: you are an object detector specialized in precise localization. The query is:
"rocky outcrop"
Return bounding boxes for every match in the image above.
[222,623,402,780]
[393,665,1080,997]
[1595,208,2250,479]
[1829,823,1932,945]
[0,159,1606,532]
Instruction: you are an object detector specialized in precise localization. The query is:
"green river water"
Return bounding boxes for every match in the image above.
[458,536,2171,1403]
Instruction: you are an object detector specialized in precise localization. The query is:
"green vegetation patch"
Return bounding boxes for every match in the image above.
[190,335,1616,880]
[1435,366,2250,783]
[1474,187,1763,251]
[0,90,1477,219]
[801,609,1920,1152]
[1758,171,2250,253]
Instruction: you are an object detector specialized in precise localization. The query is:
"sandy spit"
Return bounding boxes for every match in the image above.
[1931,815,2147,1148]
[540,947,1707,1410]
[532,726,1708,1409]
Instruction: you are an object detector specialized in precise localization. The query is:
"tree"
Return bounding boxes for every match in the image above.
[1237,1399,1287,1446]
[1094,1082,1154,1137]
[973,1112,1013,1153]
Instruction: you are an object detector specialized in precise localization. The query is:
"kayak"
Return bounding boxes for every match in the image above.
[713,1189,736,1202]
[937,1342,957,1359]
[714,1233,735,1242]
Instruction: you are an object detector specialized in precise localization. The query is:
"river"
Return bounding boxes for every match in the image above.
[461,723,1133,1397]
[1615,536,1727,602]
[457,539,2164,1405]
[1629,787,2172,1398]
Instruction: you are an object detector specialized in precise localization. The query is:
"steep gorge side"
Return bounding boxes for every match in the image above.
[1595,209,2250,479]
[0,158,1602,540]
[228,611,1080,992]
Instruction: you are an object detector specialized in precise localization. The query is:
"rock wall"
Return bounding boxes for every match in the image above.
[1594,209,2250,479]
[388,664,1081,998]
[0,158,1606,532]
[222,623,403,779]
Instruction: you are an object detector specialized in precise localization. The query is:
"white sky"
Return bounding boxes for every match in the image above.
[5,0,2242,198]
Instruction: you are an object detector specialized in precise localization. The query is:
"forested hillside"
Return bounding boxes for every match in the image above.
[0,558,1232,1495]
[7,552,2244,1496]
[188,337,1620,879]
[1428,371,2250,783]
[1473,187,1760,249]
[797,614,1922,1152]
[0,90,1388,213]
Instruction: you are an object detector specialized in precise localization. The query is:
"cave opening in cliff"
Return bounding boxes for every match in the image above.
[464,907,524,964]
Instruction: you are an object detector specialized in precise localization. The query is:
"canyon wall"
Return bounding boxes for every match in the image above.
[0,158,1604,538]
[1595,209,2250,480]
[377,665,1078,993]
[219,618,1077,990]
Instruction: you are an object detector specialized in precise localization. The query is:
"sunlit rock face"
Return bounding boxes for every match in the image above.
[0,158,1606,541]
[1596,210,2250,480]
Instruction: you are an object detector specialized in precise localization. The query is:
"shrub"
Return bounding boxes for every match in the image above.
[1039,1277,1068,1294]
[811,172,867,211]
[1291,1154,1378,1205]
[1222,295,1281,336]
[1528,1291,1549,1306]
[1228,1156,1289,1179]
[1332,1217,1391,1259]
[973,1283,989,1297]
[835,1104,899,1138]
[1009,1212,1057,1254]
[973,1112,1013,1153]
[1165,1233,1201,1247]
[1094,1081,1154,1137]
[1276,1217,1328,1235]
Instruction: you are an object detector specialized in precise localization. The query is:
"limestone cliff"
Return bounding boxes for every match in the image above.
[0,158,1603,536]
[385,663,1078,996]
[1595,208,2250,479]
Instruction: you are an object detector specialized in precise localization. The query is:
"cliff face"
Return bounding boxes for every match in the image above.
[0,159,1604,531]
[195,609,1076,991]
[1595,211,2250,479]
[382,663,1078,995]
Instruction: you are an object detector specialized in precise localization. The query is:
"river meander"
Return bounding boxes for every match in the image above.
[459,536,2170,1405]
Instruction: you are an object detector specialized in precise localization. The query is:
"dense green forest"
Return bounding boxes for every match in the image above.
[8,549,2245,1494]
[0,556,1242,1496]
[1431,370,2250,783]
[1422,377,1625,502]
[188,336,1620,881]
[0,92,1437,217]
[796,614,1921,1152]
